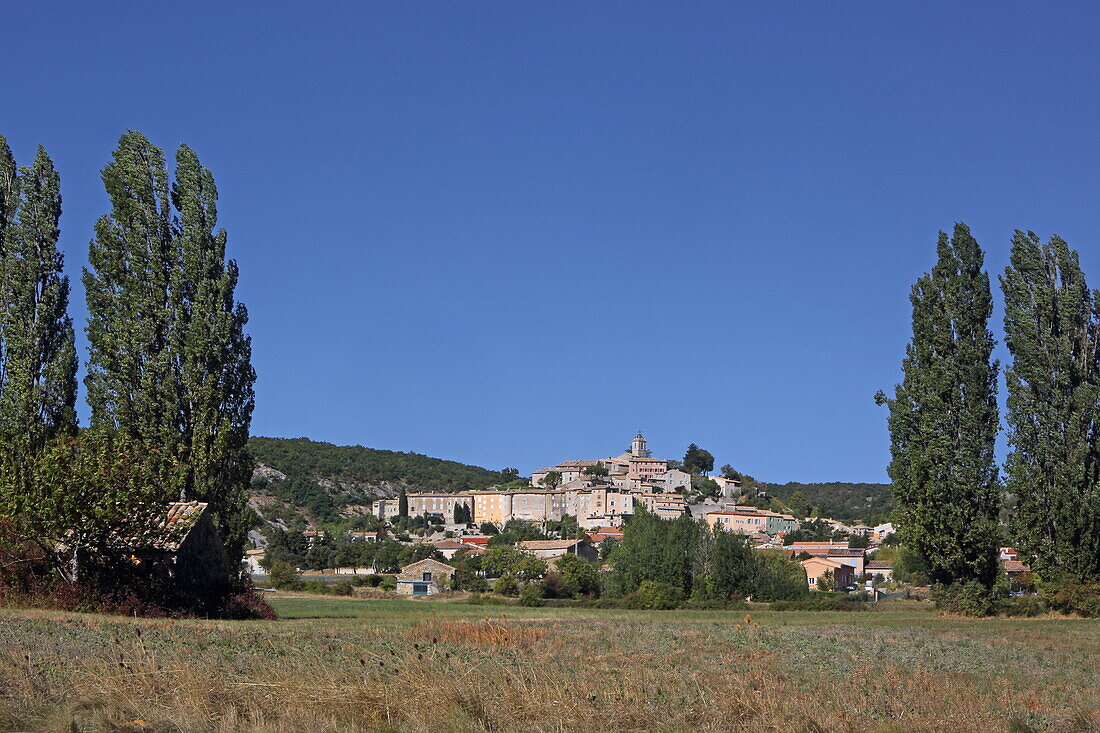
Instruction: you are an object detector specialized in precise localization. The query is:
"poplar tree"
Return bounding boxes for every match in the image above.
[0,146,78,447]
[169,144,255,557]
[84,131,255,561]
[0,137,19,421]
[1001,232,1100,582]
[877,223,1001,588]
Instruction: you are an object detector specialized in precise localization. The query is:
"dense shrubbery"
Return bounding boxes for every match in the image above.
[605,508,808,605]
[1040,578,1100,618]
[933,581,1000,617]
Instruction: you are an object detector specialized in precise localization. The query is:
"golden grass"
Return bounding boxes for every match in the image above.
[0,602,1097,732]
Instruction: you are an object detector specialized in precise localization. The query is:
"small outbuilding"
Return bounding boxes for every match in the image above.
[395,558,455,596]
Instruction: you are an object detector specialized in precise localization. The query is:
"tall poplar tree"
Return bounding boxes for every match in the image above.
[84,131,255,561]
[0,147,78,447]
[1001,232,1100,582]
[877,223,1001,588]
[0,136,20,421]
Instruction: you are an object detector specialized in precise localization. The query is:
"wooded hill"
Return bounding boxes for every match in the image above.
[762,481,894,525]
[247,437,509,526]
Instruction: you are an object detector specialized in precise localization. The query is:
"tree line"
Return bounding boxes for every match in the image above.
[0,132,255,615]
[878,223,1100,615]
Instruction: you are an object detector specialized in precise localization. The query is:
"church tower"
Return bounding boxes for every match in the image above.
[631,432,650,458]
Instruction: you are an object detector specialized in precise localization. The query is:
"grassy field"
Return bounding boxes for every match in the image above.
[1,595,1097,732]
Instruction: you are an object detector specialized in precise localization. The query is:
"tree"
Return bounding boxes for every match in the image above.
[0,144,77,449]
[1001,232,1100,584]
[583,461,609,481]
[818,569,835,592]
[398,486,409,518]
[877,223,1001,589]
[720,464,741,480]
[555,554,599,598]
[83,131,255,563]
[682,444,714,475]
[542,470,562,490]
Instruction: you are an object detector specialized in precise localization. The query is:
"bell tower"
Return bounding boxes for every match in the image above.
[631,432,650,458]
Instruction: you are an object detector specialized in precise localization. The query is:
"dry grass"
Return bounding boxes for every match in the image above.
[0,599,1097,732]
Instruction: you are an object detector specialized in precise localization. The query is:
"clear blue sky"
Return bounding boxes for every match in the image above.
[4,2,1100,482]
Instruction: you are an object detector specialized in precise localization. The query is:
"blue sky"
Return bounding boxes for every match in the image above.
[4,2,1100,482]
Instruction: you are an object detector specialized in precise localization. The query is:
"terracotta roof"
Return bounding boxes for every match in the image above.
[460,536,491,545]
[865,560,893,569]
[431,539,469,550]
[518,539,585,551]
[1004,560,1032,573]
[133,501,210,553]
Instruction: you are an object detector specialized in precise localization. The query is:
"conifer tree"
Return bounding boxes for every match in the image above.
[0,147,77,447]
[1001,232,1100,582]
[877,223,1001,588]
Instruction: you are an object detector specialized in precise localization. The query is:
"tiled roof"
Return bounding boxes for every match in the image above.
[1004,560,1031,573]
[518,539,584,551]
[130,501,209,552]
[865,560,893,569]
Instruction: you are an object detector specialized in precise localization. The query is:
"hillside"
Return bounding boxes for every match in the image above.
[762,481,895,525]
[247,437,508,527]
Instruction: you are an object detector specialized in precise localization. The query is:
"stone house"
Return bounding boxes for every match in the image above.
[395,558,455,596]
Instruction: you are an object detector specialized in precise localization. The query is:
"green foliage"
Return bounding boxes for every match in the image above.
[1039,576,1100,618]
[583,461,609,478]
[682,444,714,475]
[542,470,562,490]
[518,583,543,606]
[1001,232,1100,583]
[493,574,519,596]
[878,223,1001,588]
[0,142,77,450]
[891,546,930,586]
[623,580,684,610]
[764,482,894,524]
[554,554,600,598]
[848,533,870,549]
[267,559,301,591]
[932,581,999,617]
[782,519,836,545]
[83,132,255,563]
[752,550,810,602]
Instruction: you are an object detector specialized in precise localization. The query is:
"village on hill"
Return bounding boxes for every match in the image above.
[246,432,1031,600]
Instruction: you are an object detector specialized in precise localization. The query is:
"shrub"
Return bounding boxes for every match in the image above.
[997,595,1048,618]
[933,581,998,617]
[379,575,397,592]
[771,596,867,612]
[267,559,301,590]
[1040,578,1100,618]
[494,574,519,597]
[519,584,544,607]
[623,581,684,610]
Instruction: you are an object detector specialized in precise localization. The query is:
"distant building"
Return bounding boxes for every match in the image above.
[395,558,455,596]
[801,557,855,591]
[517,539,599,562]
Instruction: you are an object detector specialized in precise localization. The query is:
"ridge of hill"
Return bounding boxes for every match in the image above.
[246,437,508,528]
[761,481,895,525]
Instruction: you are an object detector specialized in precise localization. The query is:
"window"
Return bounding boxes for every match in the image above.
[422,572,432,582]
[809,577,817,585]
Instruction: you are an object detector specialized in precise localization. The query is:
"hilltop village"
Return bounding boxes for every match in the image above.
[250,434,925,597]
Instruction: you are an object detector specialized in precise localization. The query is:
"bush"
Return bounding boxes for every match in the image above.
[1040,578,1100,618]
[770,596,867,612]
[997,595,1048,618]
[623,581,684,610]
[519,584,544,607]
[378,575,397,592]
[493,574,519,597]
[267,559,301,591]
[933,581,998,617]
[466,593,507,606]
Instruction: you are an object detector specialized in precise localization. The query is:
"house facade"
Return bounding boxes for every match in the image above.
[395,558,456,596]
